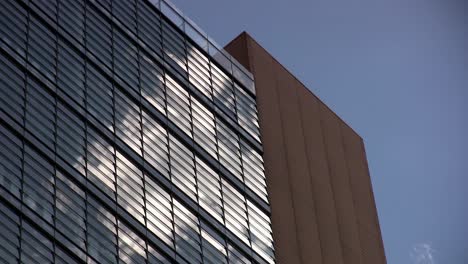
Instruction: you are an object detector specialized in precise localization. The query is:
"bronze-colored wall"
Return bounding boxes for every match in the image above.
[225,32,386,264]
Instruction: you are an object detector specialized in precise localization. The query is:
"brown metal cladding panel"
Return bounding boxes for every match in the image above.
[359,226,387,264]
[340,123,380,233]
[224,33,252,72]
[319,103,364,261]
[247,37,302,264]
[225,32,386,264]
[273,61,323,263]
[340,124,386,263]
[342,245,362,264]
[296,87,345,264]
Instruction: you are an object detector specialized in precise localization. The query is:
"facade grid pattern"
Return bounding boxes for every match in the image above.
[0,0,275,263]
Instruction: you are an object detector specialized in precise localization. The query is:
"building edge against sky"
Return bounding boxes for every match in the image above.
[225,32,387,264]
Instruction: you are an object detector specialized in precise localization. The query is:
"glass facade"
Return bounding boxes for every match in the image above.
[0,0,275,263]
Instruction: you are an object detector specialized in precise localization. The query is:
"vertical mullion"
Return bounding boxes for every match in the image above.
[18,4,32,262]
[134,1,150,262]
[208,56,230,262]
[83,2,91,262]
[52,1,60,262]
[183,19,204,263]
[109,0,120,262]
[158,8,178,259]
[207,55,230,261]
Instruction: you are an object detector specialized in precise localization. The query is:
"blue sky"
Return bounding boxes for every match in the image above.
[171,0,468,263]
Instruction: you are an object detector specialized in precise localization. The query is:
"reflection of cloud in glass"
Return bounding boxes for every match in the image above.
[0,0,274,262]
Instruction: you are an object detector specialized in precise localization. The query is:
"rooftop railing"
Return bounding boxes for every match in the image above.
[148,0,256,95]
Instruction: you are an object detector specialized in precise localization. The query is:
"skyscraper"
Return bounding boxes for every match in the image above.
[0,0,385,264]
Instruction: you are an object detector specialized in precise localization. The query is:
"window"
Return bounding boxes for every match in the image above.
[0,0,274,262]
[0,0,28,57]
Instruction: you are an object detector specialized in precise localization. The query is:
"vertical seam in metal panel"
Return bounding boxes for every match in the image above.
[248,37,301,263]
[292,82,325,264]
[317,103,347,263]
[302,94,345,264]
[270,58,306,264]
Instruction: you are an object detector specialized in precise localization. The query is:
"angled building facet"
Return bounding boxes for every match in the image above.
[225,32,386,264]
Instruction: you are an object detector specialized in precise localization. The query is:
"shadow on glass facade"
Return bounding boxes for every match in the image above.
[0,0,275,263]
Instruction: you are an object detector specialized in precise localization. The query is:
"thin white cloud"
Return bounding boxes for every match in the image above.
[410,243,436,264]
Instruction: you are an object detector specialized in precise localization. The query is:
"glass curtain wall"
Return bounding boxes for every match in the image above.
[0,0,275,263]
